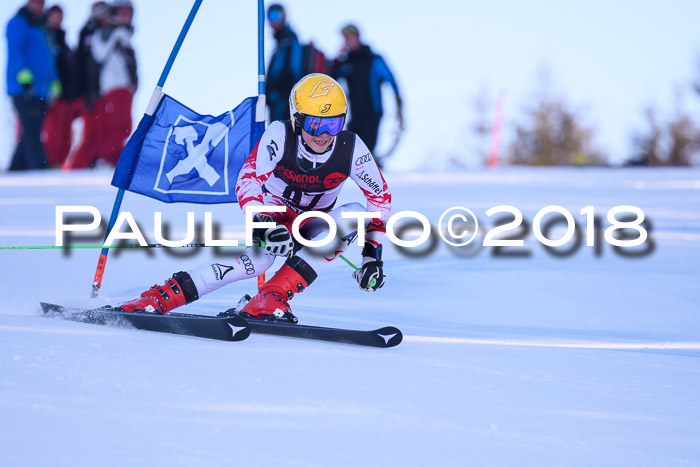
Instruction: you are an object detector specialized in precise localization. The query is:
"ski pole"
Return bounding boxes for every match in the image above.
[6,243,375,286]
[0,243,263,250]
[256,0,267,292]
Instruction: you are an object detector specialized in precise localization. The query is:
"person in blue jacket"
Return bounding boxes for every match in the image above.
[5,0,59,171]
[265,3,303,122]
[332,24,403,166]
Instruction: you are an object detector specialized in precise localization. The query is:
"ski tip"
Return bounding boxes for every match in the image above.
[374,326,403,348]
[39,302,60,314]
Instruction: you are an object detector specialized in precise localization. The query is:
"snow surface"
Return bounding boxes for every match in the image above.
[1,167,700,466]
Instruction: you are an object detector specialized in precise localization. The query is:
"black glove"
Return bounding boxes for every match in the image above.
[253,213,294,258]
[353,243,385,292]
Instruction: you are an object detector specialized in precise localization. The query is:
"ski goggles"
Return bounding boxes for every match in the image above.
[302,115,346,136]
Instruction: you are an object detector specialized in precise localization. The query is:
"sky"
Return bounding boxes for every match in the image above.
[1,0,700,170]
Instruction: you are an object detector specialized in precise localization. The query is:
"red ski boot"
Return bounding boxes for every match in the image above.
[239,257,317,320]
[118,271,199,314]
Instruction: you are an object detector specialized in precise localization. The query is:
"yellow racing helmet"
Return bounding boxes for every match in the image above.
[289,73,347,136]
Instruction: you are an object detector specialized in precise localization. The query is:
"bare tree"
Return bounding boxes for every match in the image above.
[629,88,698,166]
[629,107,663,166]
[667,113,696,166]
[508,69,605,166]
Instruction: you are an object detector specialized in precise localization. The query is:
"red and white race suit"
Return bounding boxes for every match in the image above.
[186,121,392,297]
[235,120,391,246]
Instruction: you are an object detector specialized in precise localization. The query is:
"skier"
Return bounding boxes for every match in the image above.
[119,74,391,320]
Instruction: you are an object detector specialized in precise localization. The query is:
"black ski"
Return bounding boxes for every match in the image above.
[40,302,250,342]
[220,310,402,348]
[40,302,402,347]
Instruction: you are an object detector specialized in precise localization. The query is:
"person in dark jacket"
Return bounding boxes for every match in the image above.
[332,24,403,164]
[74,1,108,108]
[5,0,59,171]
[64,1,111,169]
[265,3,303,121]
[42,4,78,167]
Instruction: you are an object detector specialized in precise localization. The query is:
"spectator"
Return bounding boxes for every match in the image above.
[92,0,137,166]
[42,4,77,167]
[64,1,110,169]
[67,0,137,168]
[265,3,303,121]
[5,0,59,171]
[332,24,403,164]
[74,1,107,106]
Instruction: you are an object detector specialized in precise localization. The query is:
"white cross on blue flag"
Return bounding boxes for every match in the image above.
[111,94,264,204]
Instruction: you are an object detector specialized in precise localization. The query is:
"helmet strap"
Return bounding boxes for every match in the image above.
[292,113,304,137]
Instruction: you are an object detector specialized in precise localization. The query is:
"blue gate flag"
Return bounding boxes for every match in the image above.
[111,94,264,204]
